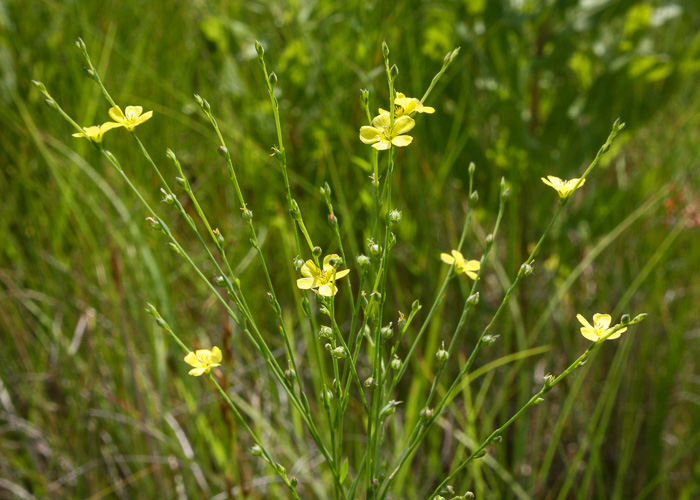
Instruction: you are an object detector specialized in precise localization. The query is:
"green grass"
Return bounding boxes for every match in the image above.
[1,0,700,498]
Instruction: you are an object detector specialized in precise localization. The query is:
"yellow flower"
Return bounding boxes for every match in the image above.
[108,105,153,131]
[184,346,222,376]
[440,250,480,280]
[359,113,415,150]
[379,92,435,116]
[576,313,627,342]
[296,254,351,297]
[71,122,121,142]
[541,176,586,199]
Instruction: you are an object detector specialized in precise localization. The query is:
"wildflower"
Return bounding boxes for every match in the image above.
[541,176,586,199]
[296,254,350,297]
[108,105,153,131]
[184,346,222,376]
[379,92,435,116]
[576,313,627,342]
[71,122,121,142]
[440,250,480,279]
[359,113,415,150]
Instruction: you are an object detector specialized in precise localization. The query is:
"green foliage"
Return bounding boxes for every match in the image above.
[1,0,699,499]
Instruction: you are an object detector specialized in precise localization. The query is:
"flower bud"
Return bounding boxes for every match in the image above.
[285,368,296,383]
[293,256,304,270]
[543,373,555,387]
[160,188,174,204]
[290,476,298,487]
[364,376,377,388]
[382,41,390,58]
[331,346,347,359]
[328,213,338,226]
[312,246,322,257]
[632,313,648,323]
[255,40,264,59]
[381,324,393,340]
[621,314,630,325]
[368,241,380,255]
[241,207,253,221]
[473,449,487,458]
[420,407,434,420]
[470,190,479,203]
[276,463,286,475]
[214,275,226,287]
[289,199,302,221]
[360,88,369,105]
[250,444,263,456]
[390,64,399,80]
[268,72,277,87]
[84,67,96,80]
[31,80,47,92]
[468,161,475,175]
[167,243,181,255]
[481,334,499,346]
[356,255,370,267]
[391,356,402,371]
[485,233,494,246]
[467,292,480,306]
[465,491,474,499]
[491,435,502,444]
[534,397,545,404]
[397,311,406,331]
[519,263,534,277]
[217,146,230,160]
[213,228,224,245]
[175,176,187,188]
[436,345,449,362]
[328,256,341,268]
[44,98,57,109]
[503,187,511,200]
[146,216,161,230]
[389,209,402,224]
[318,326,333,340]
[301,296,311,318]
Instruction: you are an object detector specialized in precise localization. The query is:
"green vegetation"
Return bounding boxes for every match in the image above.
[1,0,699,498]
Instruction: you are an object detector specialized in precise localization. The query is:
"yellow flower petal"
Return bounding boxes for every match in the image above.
[195,349,212,364]
[188,367,207,376]
[373,113,391,128]
[137,110,153,124]
[184,351,199,367]
[576,314,594,330]
[391,135,413,147]
[109,106,125,122]
[606,326,626,340]
[125,105,143,117]
[318,283,338,296]
[372,140,391,151]
[334,269,350,279]
[393,116,415,135]
[211,346,222,364]
[301,260,320,278]
[360,126,380,144]
[440,253,456,265]
[297,277,315,289]
[593,313,612,330]
[464,260,481,272]
[580,327,599,342]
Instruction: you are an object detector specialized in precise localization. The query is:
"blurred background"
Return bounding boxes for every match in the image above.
[1,0,699,498]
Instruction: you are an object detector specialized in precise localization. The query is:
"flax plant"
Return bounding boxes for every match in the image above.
[34,38,647,499]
